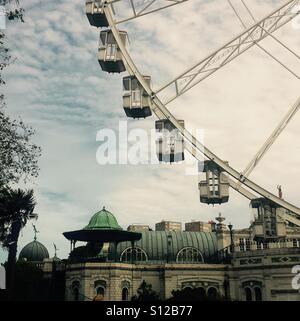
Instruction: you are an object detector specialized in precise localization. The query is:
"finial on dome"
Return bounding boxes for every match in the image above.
[53,243,59,257]
[103,206,106,210]
[32,224,39,241]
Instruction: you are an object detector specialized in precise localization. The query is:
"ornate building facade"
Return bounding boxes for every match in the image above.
[62,208,300,301]
[18,207,300,301]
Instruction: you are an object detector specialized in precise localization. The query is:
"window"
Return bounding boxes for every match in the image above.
[254,287,262,301]
[107,32,116,45]
[243,281,263,301]
[239,238,245,251]
[120,247,148,262]
[244,287,252,301]
[73,287,79,301]
[176,247,204,263]
[123,78,130,91]
[293,239,300,248]
[99,32,107,46]
[195,287,206,300]
[72,281,80,301]
[131,89,141,107]
[94,280,106,301]
[106,44,117,60]
[240,238,251,251]
[208,170,220,197]
[122,287,129,301]
[245,238,250,251]
[207,287,219,301]
[183,286,193,291]
[97,287,105,296]
[131,78,139,90]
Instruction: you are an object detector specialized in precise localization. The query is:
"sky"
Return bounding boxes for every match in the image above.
[1,0,300,262]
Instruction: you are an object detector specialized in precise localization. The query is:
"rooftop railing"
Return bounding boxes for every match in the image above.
[217,238,300,263]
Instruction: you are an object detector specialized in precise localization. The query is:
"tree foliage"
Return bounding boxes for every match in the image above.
[0,1,24,85]
[0,0,42,299]
[0,98,41,186]
[0,186,37,298]
[132,280,160,301]
[0,1,41,186]
[168,287,225,301]
[0,186,36,245]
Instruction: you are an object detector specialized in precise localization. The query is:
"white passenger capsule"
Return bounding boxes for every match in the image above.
[155,119,185,163]
[198,160,229,205]
[98,29,127,73]
[123,76,152,119]
[86,0,109,28]
[250,198,286,241]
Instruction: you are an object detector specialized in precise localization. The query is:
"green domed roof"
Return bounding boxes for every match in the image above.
[109,231,218,263]
[84,207,122,230]
[19,240,49,262]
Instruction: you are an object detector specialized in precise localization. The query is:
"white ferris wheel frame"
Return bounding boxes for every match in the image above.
[97,0,300,221]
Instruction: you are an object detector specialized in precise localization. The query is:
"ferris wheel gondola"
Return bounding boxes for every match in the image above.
[155,119,185,163]
[98,29,127,73]
[198,161,230,205]
[86,0,109,27]
[123,75,152,118]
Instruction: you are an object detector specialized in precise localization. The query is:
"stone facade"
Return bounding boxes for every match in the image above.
[64,225,300,302]
[64,246,300,301]
[60,206,300,302]
[65,262,227,301]
[228,247,300,301]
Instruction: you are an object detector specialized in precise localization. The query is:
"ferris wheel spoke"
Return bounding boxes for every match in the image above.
[226,1,300,182]
[285,213,300,226]
[237,96,300,183]
[227,0,300,80]
[108,0,190,25]
[154,0,300,105]
[241,0,300,59]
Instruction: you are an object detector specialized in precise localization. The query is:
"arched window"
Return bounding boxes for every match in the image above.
[254,287,262,301]
[183,286,193,291]
[94,280,106,300]
[97,287,105,296]
[122,287,129,301]
[195,287,206,300]
[207,287,219,301]
[244,287,252,301]
[71,281,80,301]
[120,247,148,262]
[182,287,194,298]
[176,247,204,263]
[73,287,79,301]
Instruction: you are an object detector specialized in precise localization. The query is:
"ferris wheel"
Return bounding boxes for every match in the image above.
[85,0,300,228]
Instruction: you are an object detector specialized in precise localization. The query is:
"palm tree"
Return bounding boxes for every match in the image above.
[0,187,36,298]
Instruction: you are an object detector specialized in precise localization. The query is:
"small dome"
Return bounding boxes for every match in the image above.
[84,207,122,230]
[19,240,49,262]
